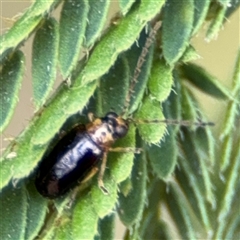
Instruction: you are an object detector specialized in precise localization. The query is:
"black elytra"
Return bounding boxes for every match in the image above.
[35,112,129,198]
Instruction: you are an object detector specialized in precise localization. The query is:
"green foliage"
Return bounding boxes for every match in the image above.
[0,1,239,240]
[0,50,25,132]
[32,18,59,109]
[162,0,194,65]
[59,0,89,78]
[118,138,147,227]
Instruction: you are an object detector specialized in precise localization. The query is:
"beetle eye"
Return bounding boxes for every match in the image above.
[105,112,118,119]
[103,112,128,139]
[102,112,118,126]
[113,124,128,139]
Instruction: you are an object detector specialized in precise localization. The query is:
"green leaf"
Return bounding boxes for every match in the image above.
[148,127,177,179]
[181,86,198,124]
[206,4,227,41]
[96,214,115,240]
[32,17,59,109]
[220,135,233,171]
[220,49,240,139]
[134,97,166,144]
[217,0,231,7]
[32,81,97,145]
[118,138,147,226]
[59,0,89,78]
[180,63,231,99]
[54,220,72,240]
[72,193,98,240]
[225,210,240,239]
[219,52,240,172]
[225,101,240,131]
[179,153,213,231]
[0,136,43,192]
[141,216,173,240]
[194,126,216,166]
[0,0,60,60]
[123,226,140,240]
[119,0,135,15]
[180,45,200,63]
[0,182,28,240]
[0,50,25,132]
[80,0,165,86]
[148,58,173,102]
[91,172,118,218]
[162,0,194,65]
[192,0,211,35]
[179,127,215,210]
[119,177,132,198]
[24,180,48,240]
[85,0,110,47]
[137,0,165,19]
[98,56,130,115]
[41,230,55,240]
[167,181,207,239]
[163,74,182,133]
[231,49,240,95]
[214,145,240,239]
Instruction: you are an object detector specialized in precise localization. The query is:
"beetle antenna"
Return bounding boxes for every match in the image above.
[121,21,162,116]
[127,118,215,127]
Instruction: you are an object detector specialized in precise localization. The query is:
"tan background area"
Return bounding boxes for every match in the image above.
[1,1,239,239]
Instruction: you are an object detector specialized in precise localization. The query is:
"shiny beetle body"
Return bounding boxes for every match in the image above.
[35,112,128,198]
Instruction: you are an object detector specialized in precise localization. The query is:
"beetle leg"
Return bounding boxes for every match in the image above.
[109,147,142,154]
[98,152,109,195]
[66,167,99,209]
[97,148,142,195]
[81,166,98,184]
[88,112,95,122]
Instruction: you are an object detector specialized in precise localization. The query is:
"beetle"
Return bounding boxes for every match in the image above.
[35,22,163,199]
[35,112,130,198]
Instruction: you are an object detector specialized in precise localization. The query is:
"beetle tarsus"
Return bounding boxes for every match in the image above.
[98,180,109,195]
